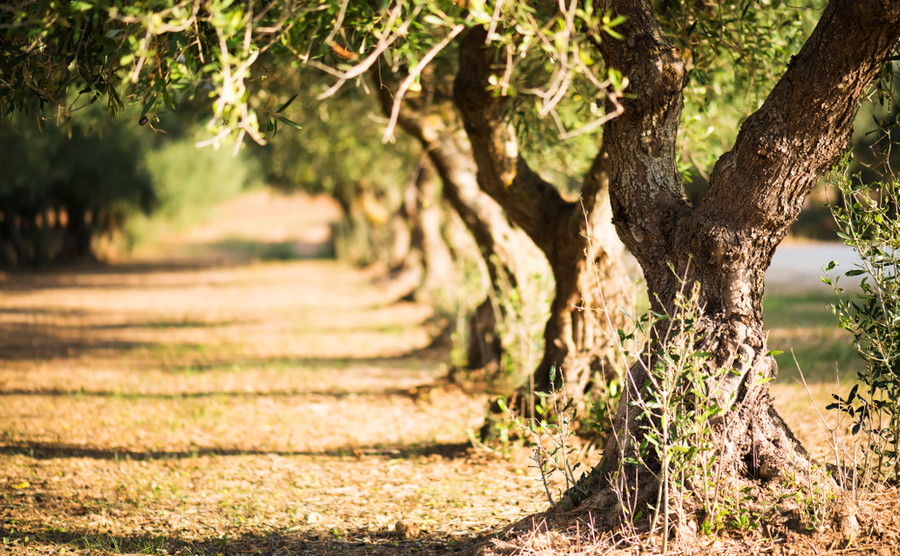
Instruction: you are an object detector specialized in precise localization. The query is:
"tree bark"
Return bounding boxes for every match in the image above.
[373,70,541,371]
[409,160,457,297]
[453,28,634,411]
[574,0,900,511]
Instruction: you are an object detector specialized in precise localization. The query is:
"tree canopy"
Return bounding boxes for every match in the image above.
[0,1,630,149]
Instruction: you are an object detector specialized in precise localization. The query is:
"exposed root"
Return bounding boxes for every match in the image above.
[463,485,900,556]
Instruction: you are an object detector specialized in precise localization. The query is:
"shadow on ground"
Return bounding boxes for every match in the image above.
[0,322,435,361]
[209,238,336,261]
[0,440,472,462]
[0,258,244,288]
[0,524,480,555]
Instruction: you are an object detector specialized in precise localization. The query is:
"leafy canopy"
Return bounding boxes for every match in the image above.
[2,0,829,181]
[2,2,613,139]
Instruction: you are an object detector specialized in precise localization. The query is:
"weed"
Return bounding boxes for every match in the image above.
[825,165,900,482]
[500,367,585,507]
[592,275,720,539]
[594,268,764,548]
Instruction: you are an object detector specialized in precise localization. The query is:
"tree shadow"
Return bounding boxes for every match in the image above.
[0,524,477,555]
[0,258,244,291]
[0,380,450,400]
[0,440,472,461]
[210,238,336,261]
[0,330,205,361]
[0,318,444,362]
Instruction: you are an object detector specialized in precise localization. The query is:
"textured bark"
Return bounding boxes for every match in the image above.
[576,0,900,508]
[454,28,634,409]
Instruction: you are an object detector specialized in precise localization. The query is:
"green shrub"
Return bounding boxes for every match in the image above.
[825,166,900,482]
[122,126,262,250]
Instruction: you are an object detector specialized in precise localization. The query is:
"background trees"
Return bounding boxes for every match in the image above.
[0,105,261,267]
[0,111,152,266]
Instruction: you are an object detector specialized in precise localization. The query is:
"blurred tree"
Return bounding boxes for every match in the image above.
[252,82,422,268]
[0,112,153,266]
[373,64,632,428]
[0,103,261,267]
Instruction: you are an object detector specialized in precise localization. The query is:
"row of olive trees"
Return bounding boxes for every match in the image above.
[0,112,153,267]
[247,1,900,522]
[4,0,900,542]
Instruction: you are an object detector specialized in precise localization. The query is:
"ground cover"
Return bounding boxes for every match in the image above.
[0,193,562,555]
[1,191,898,555]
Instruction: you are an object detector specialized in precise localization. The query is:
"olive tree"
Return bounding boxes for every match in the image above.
[576,0,900,508]
[5,0,900,520]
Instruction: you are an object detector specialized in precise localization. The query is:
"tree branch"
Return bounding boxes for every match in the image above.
[453,26,572,255]
[667,0,900,322]
[697,0,900,243]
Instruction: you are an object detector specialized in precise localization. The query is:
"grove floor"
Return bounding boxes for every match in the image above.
[0,190,895,555]
[0,192,565,555]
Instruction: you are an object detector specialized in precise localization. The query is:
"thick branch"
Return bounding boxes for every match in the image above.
[592,0,691,294]
[698,0,900,243]
[453,26,572,256]
[676,0,900,323]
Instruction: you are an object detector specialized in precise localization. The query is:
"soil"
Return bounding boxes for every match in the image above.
[0,191,563,555]
[1,190,899,555]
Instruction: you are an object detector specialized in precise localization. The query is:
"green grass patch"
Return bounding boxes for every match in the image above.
[764,291,864,383]
[211,239,334,261]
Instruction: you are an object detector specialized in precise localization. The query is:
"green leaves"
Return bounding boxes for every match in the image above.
[276,116,301,130]
[0,0,635,153]
[262,93,302,136]
[276,94,299,113]
[824,159,900,481]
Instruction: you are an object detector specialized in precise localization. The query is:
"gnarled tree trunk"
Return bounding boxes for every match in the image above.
[453,29,635,413]
[572,0,900,514]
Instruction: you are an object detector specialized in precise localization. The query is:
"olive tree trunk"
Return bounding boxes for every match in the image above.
[374,75,541,371]
[453,29,634,412]
[573,0,900,510]
[410,162,456,295]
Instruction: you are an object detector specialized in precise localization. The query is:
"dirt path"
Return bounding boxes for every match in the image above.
[0,191,563,555]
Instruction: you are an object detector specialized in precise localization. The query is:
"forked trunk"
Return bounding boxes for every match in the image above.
[573,0,900,516]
